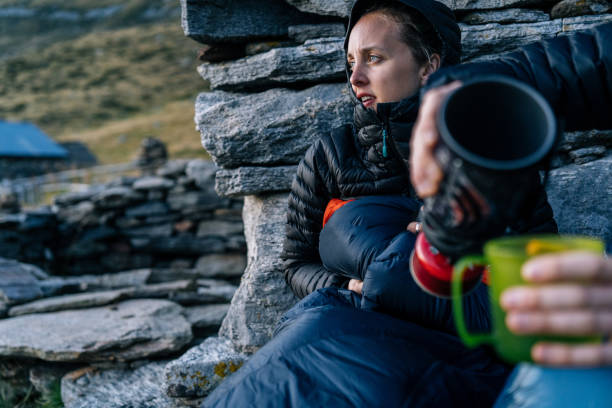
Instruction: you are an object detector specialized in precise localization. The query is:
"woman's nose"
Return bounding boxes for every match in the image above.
[350,63,368,87]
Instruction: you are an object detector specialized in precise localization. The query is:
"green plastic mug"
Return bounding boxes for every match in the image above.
[452,234,605,363]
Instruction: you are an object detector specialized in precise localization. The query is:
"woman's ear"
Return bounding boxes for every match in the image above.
[419,53,441,86]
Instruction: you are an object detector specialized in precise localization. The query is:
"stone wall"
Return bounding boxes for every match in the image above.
[188,0,612,360]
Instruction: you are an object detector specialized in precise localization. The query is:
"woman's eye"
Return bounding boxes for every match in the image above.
[347,60,355,70]
[368,55,381,63]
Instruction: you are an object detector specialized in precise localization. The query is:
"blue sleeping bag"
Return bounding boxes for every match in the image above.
[203,288,511,407]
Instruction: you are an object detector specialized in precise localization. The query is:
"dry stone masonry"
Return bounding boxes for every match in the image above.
[182,0,611,403]
[1,1,610,406]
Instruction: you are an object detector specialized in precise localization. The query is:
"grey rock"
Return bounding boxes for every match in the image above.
[87,269,153,290]
[130,280,197,299]
[558,129,612,152]
[199,37,344,91]
[132,176,175,191]
[54,188,103,207]
[197,220,243,237]
[0,258,43,305]
[285,0,353,17]
[194,253,247,279]
[569,146,607,164]
[460,14,612,60]
[551,0,611,19]
[130,236,226,256]
[56,201,95,225]
[7,289,129,317]
[92,187,144,210]
[220,194,298,353]
[183,304,230,329]
[288,23,346,42]
[197,282,238,303]
[462,9,549,25]
[156,159,189,178]
[167,191,221,212]
[150,268,242,283]
[547,155,612,252]
[181,0,321,44]
[124,201,170,218]
[62,361,173,408]
[164,336,247,398]
[197,84,352,168]
[123,223,174,238]
[215,165,296,197]
[245,40,287,56]
[0,300,192,362]
[438,0,545,11]
[185,159,218,191]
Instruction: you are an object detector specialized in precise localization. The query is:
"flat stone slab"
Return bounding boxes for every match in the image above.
[462,8,549,25]
[461,14,612,60]
[215,165,297,197]
[285,0,352,17]
[547,155,612,252]
[439,0,546,11]
[0,258,44,305]
[132,176,175,191]
[7,289,129,317]
[181,0,321,44]
[61,361,174,408]
[288,23,346,42]
[198,37,344,91]
[183,304,230,329]
[197,84,352,168]
[194,253,247,279]
[0,300,192,363]
[164,336,248,398]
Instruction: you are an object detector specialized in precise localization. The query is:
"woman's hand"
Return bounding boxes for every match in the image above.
[500,252,612,366]
[410,81,461,198]
[348,279,363,295]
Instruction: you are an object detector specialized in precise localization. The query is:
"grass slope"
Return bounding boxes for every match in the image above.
[0,21,209,163]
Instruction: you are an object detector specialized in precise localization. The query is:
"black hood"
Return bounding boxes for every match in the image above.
[344,0,461,67]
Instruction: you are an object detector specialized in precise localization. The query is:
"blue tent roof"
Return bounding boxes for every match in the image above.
[0,120,68,158]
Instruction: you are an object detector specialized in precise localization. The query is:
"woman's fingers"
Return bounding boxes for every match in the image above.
[501,285,612,310]
[407,222,421,234]
[522,252,612,283]
[532,342,612,366]
[506,310,612,335]
[410,81,461,197]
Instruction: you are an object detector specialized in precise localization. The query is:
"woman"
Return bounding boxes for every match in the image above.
[282,0,555,333]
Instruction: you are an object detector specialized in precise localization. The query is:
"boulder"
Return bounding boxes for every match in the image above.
[198,37,345,91]
[215,165,297,197]
[0,300,192,362]
[219,194,298,353]
[197,84,352,168]
[61,362,173,408]
[547,155,612,252]
[164,336,247,398]
[180,0,322,44]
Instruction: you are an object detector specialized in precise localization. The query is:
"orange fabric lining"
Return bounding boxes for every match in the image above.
[322,198,355,228]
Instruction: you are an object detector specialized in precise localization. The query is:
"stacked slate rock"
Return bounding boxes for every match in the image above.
[170,0,612,402]
[0,159,251,407]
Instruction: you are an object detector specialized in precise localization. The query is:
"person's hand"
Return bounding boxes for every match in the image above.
[500,252,612,366]
[348,279,363,295]
[410,81,462,198]
[407,222,421,234]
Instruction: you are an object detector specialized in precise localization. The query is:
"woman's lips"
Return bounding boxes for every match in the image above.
[360,95,376,108]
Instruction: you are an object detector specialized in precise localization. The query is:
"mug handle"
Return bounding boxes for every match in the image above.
[452,255,494,347]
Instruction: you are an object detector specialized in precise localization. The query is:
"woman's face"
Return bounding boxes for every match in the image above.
[347,12,436,112]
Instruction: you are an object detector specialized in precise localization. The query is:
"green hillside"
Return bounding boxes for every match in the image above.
[0,1,210,163]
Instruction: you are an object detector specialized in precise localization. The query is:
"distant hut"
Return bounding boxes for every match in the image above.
[0,120,68,179]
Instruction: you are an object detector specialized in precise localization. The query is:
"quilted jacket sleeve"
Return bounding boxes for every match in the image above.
[281,134,350,299]
[426,22,612,132]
